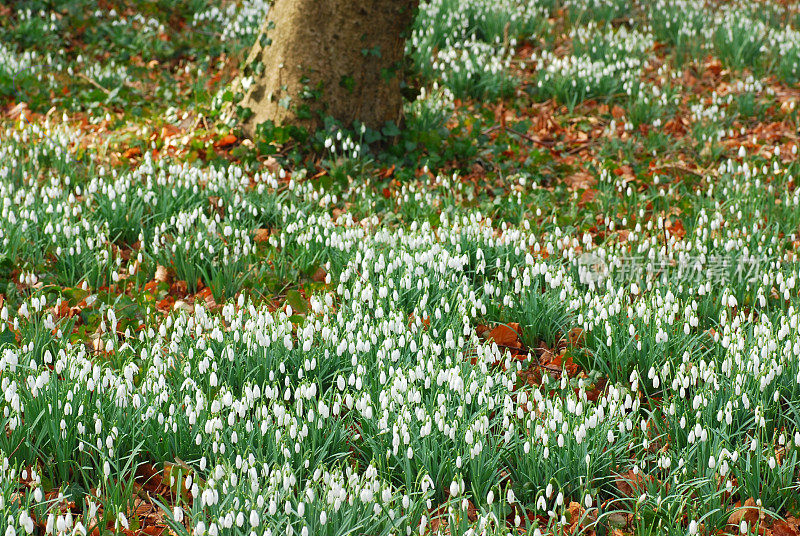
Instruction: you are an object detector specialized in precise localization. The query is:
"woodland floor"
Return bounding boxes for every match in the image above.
[2,1,800,535]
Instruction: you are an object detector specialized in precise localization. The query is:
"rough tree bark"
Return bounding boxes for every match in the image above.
[239,0,418,137]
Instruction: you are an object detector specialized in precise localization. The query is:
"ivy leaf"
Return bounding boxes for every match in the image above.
[381,121,401,137]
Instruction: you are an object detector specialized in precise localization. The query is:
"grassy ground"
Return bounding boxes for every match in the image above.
[2,0,800,535]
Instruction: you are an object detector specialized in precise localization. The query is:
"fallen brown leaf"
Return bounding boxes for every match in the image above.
[564,171,595,191]
[312,267,327,282]
[615,469,655,497]
[6,102,30,120]
[169,280,188,298]
[773,519,800,536]
[567,501,585,527]
[123,147,142,158]
[728,498,759,529]
[156,296,175,311]
[578,188,597,207]
[487,323,522,348]
[549,350,579,376]
[264,156,281,173]
[568,327,585,346]
[196,287,219,311]
[705,57,723,76]
[215,134,237,148]
[667,219,686,240]
[253,228,272,243]
[154,265,170,284]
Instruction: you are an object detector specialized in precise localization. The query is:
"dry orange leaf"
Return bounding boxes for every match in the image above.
[378,164,395,179]
[196,287,219,311]
[568,327,585,346]
[567,501,584,526]
[159,124,183,140]
[154,265,170,284]
[705,57,723,76]
[487,323,521,348]
[215,134,237,148]
[564,171,596,191]
[312,267,327,282]
[773,518,800,536]
[578,188,597,207]
[123,147,142,158]
[143,280,159,293]
[214,134,236,147]
[156,295,175,311]
[253,228,272,243]
[549,351,579,376]
[408,314,430,329]
[205,72,222,89]
[668,219,686,240]
[728,498,759,528]
[613,165,635,181]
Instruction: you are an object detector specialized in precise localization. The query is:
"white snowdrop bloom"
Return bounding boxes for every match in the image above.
[449,480,459,498]
[249,510,259,528]
[507,488,516,504]
[19,511,34,535]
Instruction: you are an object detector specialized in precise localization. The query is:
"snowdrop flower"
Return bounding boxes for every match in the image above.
[449,480,459,497]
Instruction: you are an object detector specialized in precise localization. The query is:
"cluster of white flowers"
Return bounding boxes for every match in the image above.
[532,48,645,102]
[563,0,632,22]
[191,0,271,43]
[0,40,63,100]
[649,0,798,80]
[410,0,550,98]
[767,25,800,81]
[570,22,654,60]
[648,0,709,49]
[1,129,799,534]
[528,19,657,104]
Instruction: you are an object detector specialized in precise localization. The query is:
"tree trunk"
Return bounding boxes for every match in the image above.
[239,0,417,137]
